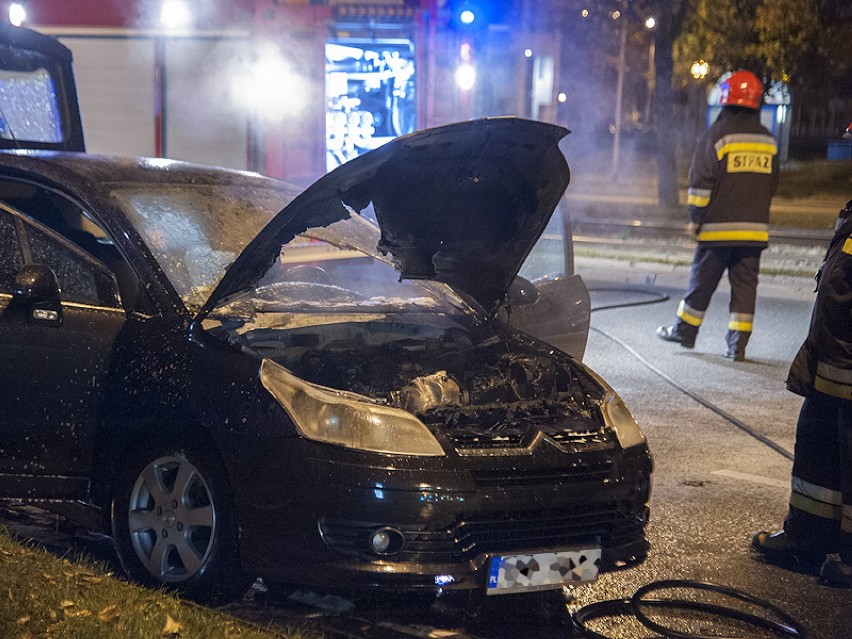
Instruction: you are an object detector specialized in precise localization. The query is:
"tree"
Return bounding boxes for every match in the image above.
[755,0,852,106]
[673,0,763,86]
[674,0,852,130]
[647,0,690,207]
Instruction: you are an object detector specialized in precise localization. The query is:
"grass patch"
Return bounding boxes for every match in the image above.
[0,527,304,639]
[777,160,852,198]
[769,209,837,230]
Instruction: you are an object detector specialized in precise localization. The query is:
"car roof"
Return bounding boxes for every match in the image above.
[0,150,289,191]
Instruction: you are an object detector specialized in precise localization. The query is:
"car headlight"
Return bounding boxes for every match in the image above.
[260,359,445,457]
[600,390,646,449]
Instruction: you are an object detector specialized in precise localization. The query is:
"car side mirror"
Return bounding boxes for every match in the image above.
[14,263,62,325]
[507,276,540,307]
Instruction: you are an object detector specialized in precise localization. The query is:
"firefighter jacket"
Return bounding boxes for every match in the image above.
[686,108,780,247]
[787,200,852,400]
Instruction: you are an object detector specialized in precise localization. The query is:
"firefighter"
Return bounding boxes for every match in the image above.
[657,70,780,361]
[752,199,852,588]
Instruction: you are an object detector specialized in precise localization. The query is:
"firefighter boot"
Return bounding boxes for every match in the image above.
[820,556,852,588]
[751,530,827,564]
[725,330,750,361]
[656,324,695,349]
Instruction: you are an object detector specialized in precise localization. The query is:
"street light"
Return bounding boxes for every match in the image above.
[455,63,476,91]
[160,0,190,30]
[9,3,25,26]
[611,8,626,178]
[690,60,710,80]
[643,16,656,124]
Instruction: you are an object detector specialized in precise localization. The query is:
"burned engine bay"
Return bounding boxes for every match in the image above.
[212,307,605,442]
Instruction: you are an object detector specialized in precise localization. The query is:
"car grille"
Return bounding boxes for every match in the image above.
[319,500,646,562]
[469,458,614,486]
[449,425,613,454]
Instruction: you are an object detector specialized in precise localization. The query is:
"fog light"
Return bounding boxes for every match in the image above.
[371,530,391,553]
[369,527,405,555]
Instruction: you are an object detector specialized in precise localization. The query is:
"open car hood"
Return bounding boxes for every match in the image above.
[198,117,570,320]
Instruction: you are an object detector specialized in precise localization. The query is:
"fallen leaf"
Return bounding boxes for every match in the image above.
[162,613,182,636]
[98,604,121,623]
[224,626,244,639]
[59,600,75,608]
[16,614,30,625]
[64,608,92,619]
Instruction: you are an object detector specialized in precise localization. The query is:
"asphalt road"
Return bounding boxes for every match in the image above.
[3,258,850,639]
[569,258,850,639]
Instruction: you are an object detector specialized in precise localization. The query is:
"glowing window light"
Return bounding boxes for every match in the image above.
[455,63,476,91]
[9,3,26,26]
[160,0,190,30]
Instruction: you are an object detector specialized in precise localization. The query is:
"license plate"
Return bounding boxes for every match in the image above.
[486,548,601,595]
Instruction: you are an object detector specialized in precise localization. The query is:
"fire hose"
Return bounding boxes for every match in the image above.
[570,579,806,638]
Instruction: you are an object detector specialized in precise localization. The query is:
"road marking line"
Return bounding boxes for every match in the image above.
[711,469,788,490]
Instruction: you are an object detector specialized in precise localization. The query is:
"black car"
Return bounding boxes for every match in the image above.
[0,27,651,606]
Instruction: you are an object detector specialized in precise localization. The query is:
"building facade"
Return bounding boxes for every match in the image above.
[24,0,560,183]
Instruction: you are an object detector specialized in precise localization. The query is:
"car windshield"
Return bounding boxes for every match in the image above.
[111,180,297,308]
[111,179,474,320]
[208,212,477,327]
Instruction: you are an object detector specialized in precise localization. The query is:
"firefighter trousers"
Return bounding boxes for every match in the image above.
[784,392,852,559]
[673,245,762,354]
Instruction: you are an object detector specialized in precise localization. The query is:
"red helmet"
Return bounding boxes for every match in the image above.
[720,70,763,110]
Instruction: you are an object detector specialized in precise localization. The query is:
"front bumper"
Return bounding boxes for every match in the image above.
[237,436,652,594]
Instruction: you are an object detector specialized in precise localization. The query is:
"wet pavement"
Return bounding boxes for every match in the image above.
[2,256,851,638]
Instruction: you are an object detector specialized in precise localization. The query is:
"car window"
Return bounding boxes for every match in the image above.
[26,223,120,308]
[518,204,570,281]
[0,211,22,293]
[0,67,62,144]
[0,23,85,152]
[0,179,154,313]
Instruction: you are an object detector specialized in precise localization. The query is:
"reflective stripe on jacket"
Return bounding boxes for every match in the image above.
[687,109,780,248]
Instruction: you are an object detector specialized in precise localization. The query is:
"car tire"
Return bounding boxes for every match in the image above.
[110,438,252,605]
